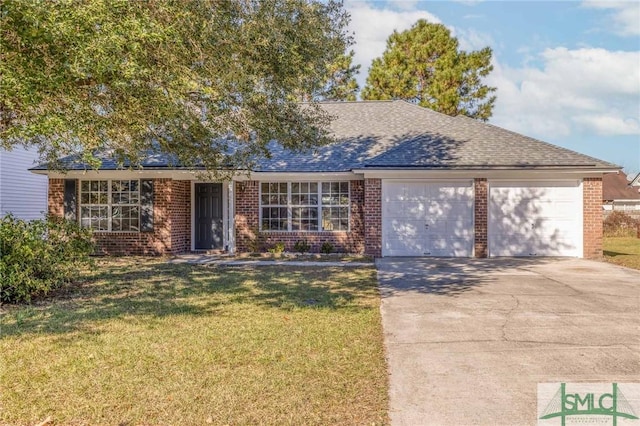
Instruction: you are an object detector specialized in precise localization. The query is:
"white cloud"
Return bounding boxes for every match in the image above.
[582,1,640,36]
[487,47,640,138]
[345,1,440,87]
[453,27,495,52]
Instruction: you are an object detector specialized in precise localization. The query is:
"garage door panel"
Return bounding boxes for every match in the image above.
[382,181,474,257]
[489,181,582,257]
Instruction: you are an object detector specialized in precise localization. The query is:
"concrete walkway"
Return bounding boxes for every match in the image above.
[168,254,372,267]
[377,257,640,425]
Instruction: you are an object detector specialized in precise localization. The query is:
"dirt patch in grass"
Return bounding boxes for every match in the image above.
[0,259,388,425]
[604,236,640,270]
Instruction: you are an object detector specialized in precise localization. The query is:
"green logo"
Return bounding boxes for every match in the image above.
[539,383,638,426]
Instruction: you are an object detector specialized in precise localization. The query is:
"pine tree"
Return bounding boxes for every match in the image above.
[362,20,496,121]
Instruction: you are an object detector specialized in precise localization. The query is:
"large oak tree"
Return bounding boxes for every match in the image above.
[0,0,352,173]
[362,20,496,121]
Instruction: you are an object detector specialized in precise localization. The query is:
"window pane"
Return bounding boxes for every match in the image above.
[261,195,270,204]
[310,182,318,192]
[261,183,269,193]
[291,182,299,192]
[340,182,349,193]
[279,183,287,193]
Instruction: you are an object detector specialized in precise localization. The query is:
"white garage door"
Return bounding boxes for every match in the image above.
[382,181,474,257]
[489,181,583,257]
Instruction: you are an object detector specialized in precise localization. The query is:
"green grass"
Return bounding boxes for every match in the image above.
[0,259,388,425]
[604,236,640,270]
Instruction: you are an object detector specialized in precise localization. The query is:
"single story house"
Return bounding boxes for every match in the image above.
[32,100,618,258]
[603,171,640,214]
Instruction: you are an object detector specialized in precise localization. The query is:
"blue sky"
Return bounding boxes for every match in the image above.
[345,1,640,175]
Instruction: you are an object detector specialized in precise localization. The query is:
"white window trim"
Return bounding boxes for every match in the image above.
[259,181,351,232]
[80,179,142,233]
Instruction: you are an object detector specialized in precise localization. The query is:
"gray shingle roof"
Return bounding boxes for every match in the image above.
[33,100,618,172]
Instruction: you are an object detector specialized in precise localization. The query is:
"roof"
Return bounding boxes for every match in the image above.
[603,171,640,201]
[32,100,619,172]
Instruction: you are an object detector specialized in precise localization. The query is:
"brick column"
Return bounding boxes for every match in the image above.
[364,178,382,257]
[583,177,603,259]
[48,178,65,217]
[474,178,488,258]
[170,180,191,253]
[234,181,260,252]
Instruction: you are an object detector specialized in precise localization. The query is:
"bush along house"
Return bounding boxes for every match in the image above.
[32,101,618,258]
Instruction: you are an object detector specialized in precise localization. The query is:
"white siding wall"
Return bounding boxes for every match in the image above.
[0,147,48,220]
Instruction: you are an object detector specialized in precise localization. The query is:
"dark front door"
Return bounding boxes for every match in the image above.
[195,183,223,250]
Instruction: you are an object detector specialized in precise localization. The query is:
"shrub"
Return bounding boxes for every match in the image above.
[268,242,286,254]
[293,239,311,253]
[320,241,334,254]
[246,227,267,253]
[604,211,639,237]
[0,215,94,303]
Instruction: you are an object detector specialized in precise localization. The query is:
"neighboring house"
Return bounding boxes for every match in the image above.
[630,172,640,189]
[0,146,48,220]
[603,171,640,214]
[32,100,618,258]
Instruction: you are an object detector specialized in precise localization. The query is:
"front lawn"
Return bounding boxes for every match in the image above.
[603,236,640,270]
[0,259,388,425]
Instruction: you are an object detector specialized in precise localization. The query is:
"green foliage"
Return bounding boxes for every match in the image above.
[294,239,311,253]
[246,228,267,254]
[268,242,286,254]
[322,50,361,101]
[0,0,352,176]
[320,241,334,254]
[0,215,94,303]
[604,211,639,237]
[362,20,496,121]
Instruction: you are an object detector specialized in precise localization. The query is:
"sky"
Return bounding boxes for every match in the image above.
[344,0,640,175]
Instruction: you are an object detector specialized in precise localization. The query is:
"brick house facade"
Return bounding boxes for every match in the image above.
[47,175,604,259]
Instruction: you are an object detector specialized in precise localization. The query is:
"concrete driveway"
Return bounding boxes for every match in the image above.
[377,258,640,425]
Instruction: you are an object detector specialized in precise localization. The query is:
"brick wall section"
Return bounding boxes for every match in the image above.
[48,177,177,256]
[234,181,260,252]
[364,178,382,257]
[583,177,603,259]
[234,180,366,253]
[170,180,191,253]
[474,178,488,258]
[48,179,65,217]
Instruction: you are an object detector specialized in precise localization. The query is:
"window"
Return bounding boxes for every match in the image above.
[80,180,141,232]
[321,182,350,231]
[260,182,350,232]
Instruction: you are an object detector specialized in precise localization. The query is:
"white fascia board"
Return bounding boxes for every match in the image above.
[36,169,364,181]
[352,169,619,179]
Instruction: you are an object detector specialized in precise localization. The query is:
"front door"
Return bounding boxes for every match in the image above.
[195,183,223,250]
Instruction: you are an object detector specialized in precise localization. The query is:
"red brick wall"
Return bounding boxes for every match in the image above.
[583,177,603,259]
[48,179,65,217]
[48,177,183,256]
[234,181,260,252]
[364,178,382,257]
[170,180,191,253]
[234,180,366,253]
[474,178,488,258]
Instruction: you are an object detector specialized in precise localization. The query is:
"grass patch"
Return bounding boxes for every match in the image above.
[604,237,640,270]
[0,259,388,425]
